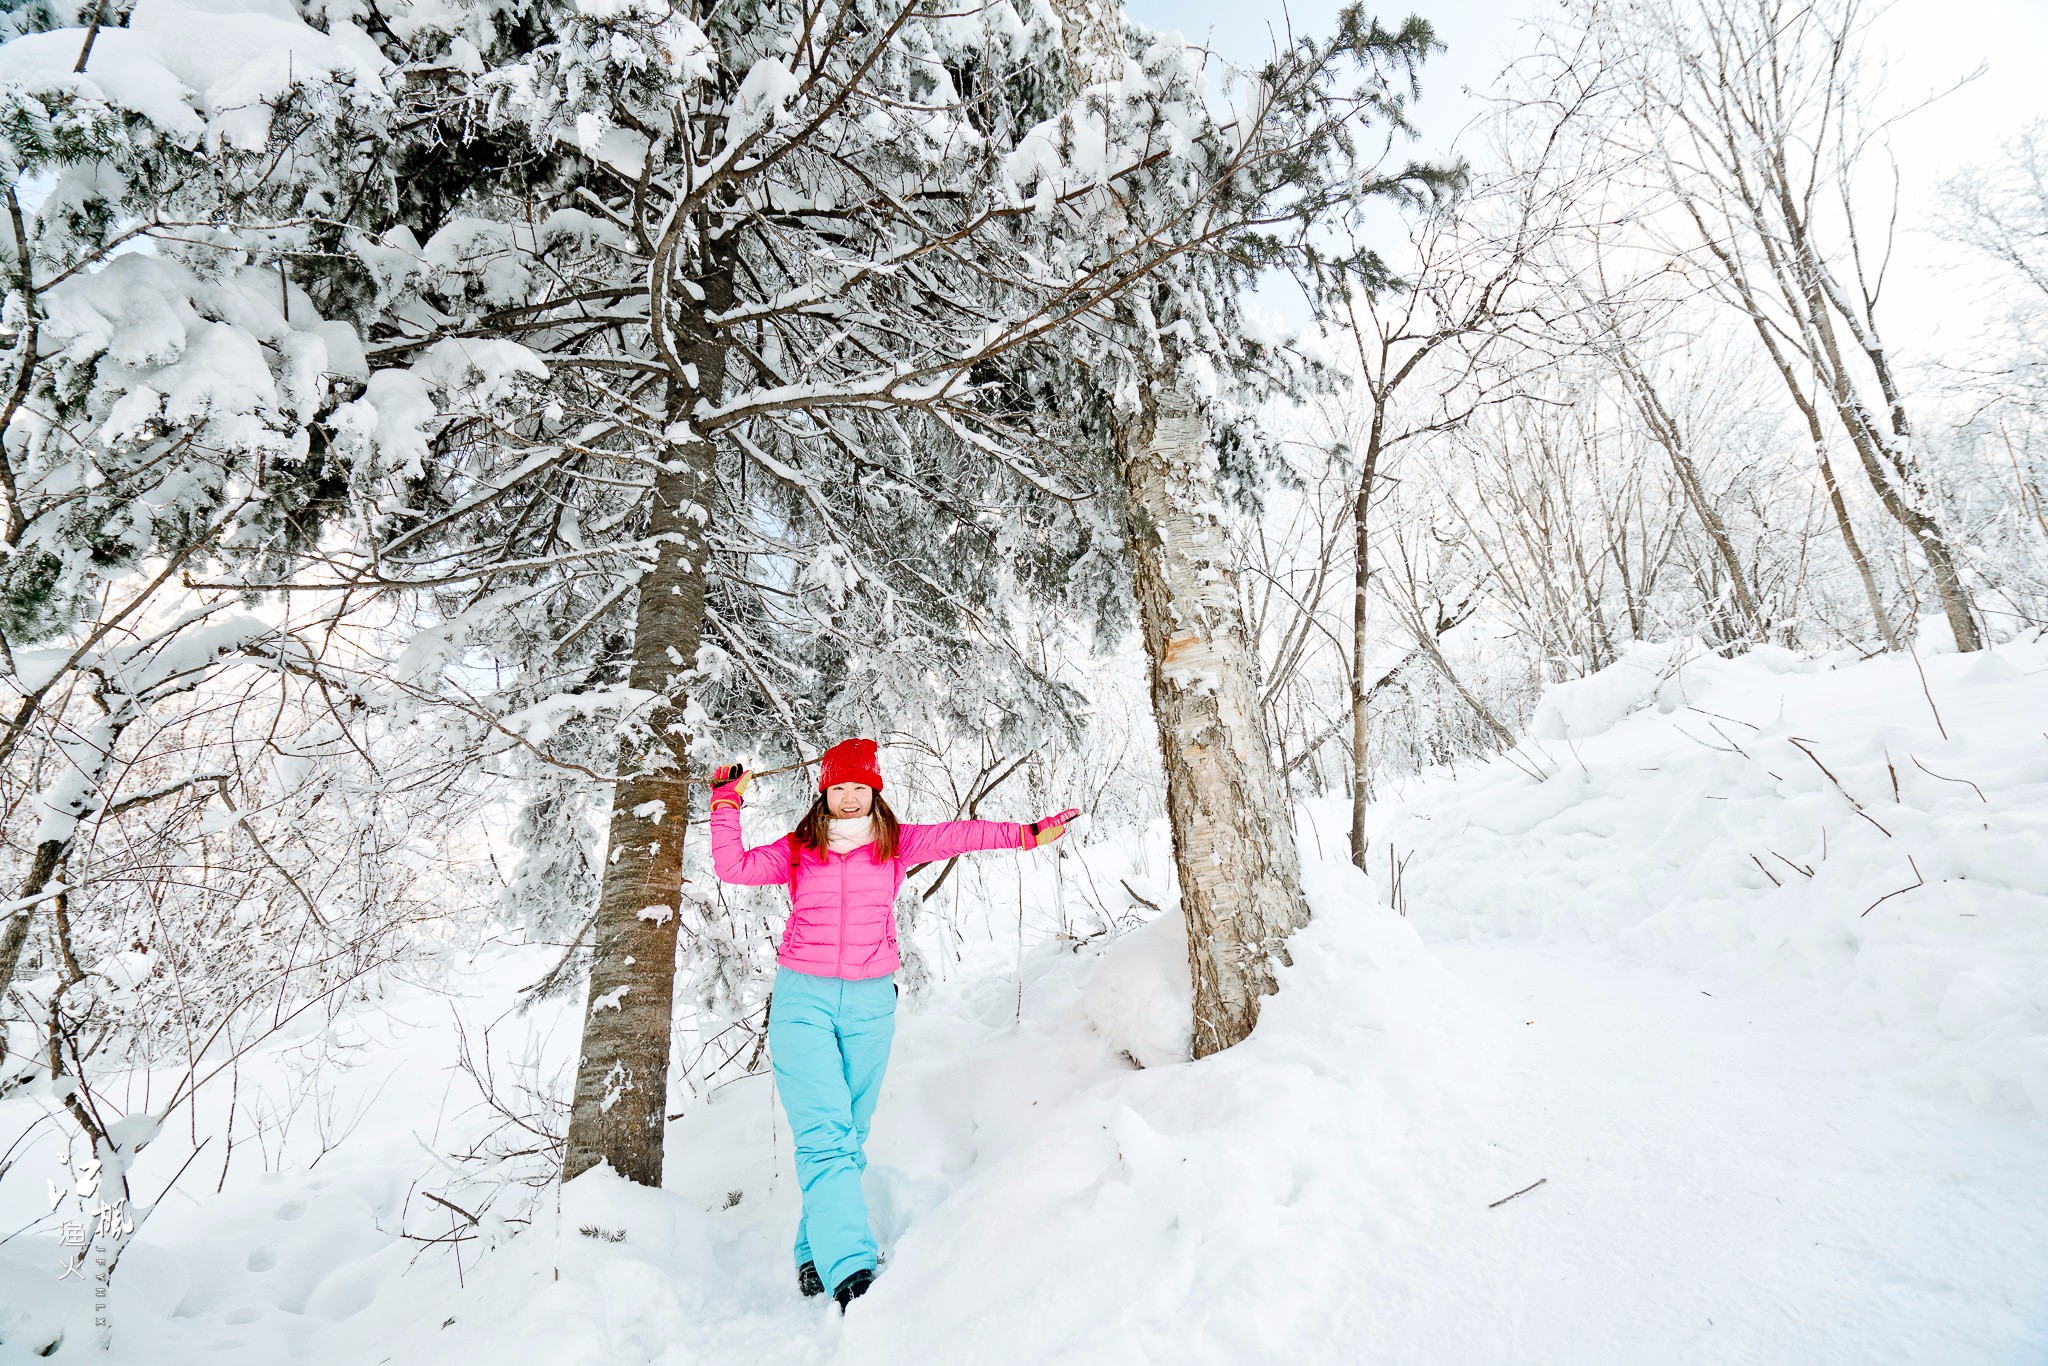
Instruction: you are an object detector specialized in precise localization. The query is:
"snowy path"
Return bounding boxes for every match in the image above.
[1371,937,2048,1365]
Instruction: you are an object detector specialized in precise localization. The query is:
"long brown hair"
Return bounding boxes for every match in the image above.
[790,791,900,861]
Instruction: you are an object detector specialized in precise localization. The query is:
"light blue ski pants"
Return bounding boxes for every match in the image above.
[768,965,897,1294]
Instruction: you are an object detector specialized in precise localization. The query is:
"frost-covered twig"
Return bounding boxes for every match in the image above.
[517,912,599,1006]
[1905,643,1951,740]
[424,1190,482,1227]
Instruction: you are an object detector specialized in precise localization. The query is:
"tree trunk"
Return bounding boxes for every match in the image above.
[1792,256,1982,651]
[1816,446,1898,651]
[1346,425,1379,873]
[2,680,137,1002]
[559,413,711,1186]
[1670,175,1910,654]
[1790,212,1982,652]
[561,254,730,1187]
[0,838,63,1004]
[1916,525,1981,651]
[1118,378,1312,1058]
[1614,353,1767,643]
[1700,230,1899,653]
[1749,327,1897,650]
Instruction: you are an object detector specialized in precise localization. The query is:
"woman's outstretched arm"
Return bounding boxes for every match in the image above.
[899,809,1079,863]
[896,819,1024,864]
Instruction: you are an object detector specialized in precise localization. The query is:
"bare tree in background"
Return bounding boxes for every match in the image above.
[1574,0,1979,649]
[1936,119,2048,307]
[1322,163,1570,865]
[1936,119,2048,430]
[1567,246,1770,645]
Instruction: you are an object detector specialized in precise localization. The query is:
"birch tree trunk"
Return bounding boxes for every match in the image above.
[1813,446,1898,650]
[561,252,731,1187]
[1119,378,1312,1058]
[1348,483,1372,871]
[1788,231,1982,651]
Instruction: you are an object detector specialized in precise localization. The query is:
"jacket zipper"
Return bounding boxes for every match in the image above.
[833,849,846,978]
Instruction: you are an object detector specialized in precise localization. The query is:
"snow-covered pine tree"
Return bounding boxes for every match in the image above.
[384,0,1148,1190]
[281,0,1289,1185]
[0,6,501,1277]
[338,0,1456,1165]
[0,0,410,998]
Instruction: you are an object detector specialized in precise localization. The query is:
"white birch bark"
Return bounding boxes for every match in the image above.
[1119,378,1312,1057]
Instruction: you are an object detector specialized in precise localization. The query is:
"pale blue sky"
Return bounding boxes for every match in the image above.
[1123,0,2048,351]
[1123,0,2048,162]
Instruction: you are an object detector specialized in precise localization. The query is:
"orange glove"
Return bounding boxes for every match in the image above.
[1021,808,1080,848]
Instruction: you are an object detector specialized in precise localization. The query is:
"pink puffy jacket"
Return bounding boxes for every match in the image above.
[709,806,1024,979]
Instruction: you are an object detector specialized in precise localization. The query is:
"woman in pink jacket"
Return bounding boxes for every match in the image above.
[709,737,1075,1309]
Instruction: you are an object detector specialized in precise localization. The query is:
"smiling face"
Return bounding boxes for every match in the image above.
[825,782,873,818]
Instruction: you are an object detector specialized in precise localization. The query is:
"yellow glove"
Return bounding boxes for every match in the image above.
[1021,808,1080,848]
[709,763,752,810]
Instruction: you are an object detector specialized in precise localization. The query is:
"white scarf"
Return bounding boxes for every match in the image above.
[825,814,876,854]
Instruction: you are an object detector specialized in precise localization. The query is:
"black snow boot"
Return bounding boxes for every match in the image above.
[832,1268,874,1310]
[797,1261,824,1298]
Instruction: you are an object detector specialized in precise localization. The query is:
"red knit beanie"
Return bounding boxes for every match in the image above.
[817,737,883,792]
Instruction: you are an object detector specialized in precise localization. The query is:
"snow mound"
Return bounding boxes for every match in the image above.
[372,1168,727,1366]
[1530,637,1816,740]
[1080,903,1191,1067]
[1376,635,2048,1119]
[826,863,1501,1364]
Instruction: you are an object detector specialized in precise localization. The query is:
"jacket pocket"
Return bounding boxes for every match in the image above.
[782,910,823,952]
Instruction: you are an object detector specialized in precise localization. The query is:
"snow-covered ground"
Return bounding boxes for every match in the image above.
[3,636,2044,1363]
[1366,627,2048,1122]
[1381,939,2047,1363]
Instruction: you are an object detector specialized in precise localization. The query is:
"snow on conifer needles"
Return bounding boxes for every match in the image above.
[0,0,1444,1187]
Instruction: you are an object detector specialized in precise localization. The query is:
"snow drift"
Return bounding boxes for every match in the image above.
[6,633,2043,1363]
[1366,630,2048,1119]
